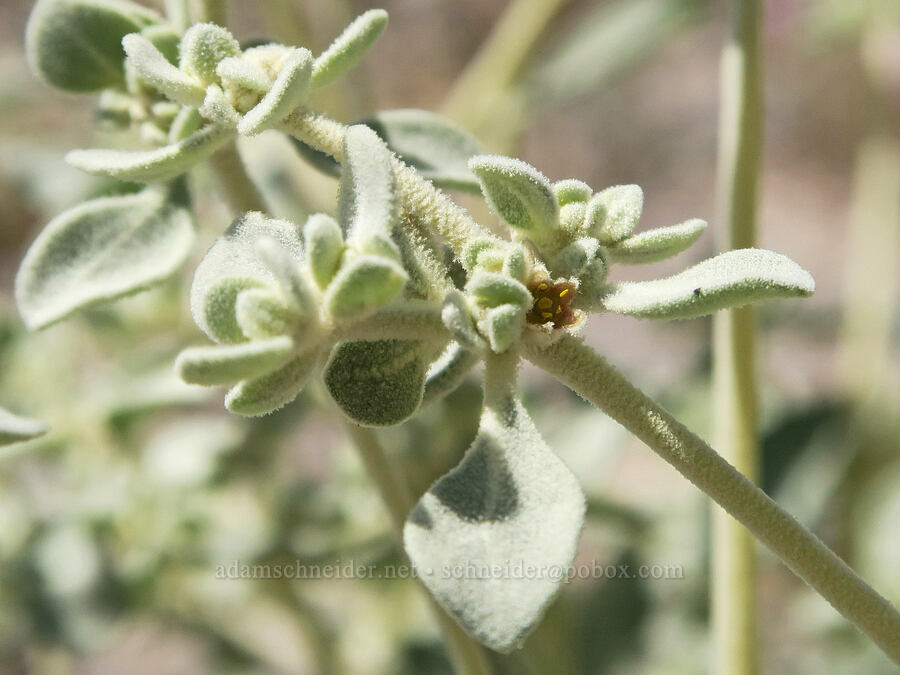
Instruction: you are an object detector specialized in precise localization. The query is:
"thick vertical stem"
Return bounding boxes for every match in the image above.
[523,335,900,666]
[712,1,763,672]
[208,145,268,215]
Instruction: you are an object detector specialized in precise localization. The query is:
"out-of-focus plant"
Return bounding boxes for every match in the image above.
[9,0,900,670]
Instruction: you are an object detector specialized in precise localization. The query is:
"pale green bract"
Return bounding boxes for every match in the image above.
[594,248,816,318]
[607,218,708,264]
[176,336,296,386]
[122,32,206,106]
[16,185,194,330]
[237,48,313,136]
[470,155,559,234]
[338,125,399,244]
[0,407,49,446]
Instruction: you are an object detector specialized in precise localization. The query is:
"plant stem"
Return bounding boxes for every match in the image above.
[281,110,502,257]
[522,334,900,665]
[208,145,268,214]
[441,0,570,133]
[343,424,494,675]
[712,0,763,672]
[207,141,491,675]
[190,0,227,25]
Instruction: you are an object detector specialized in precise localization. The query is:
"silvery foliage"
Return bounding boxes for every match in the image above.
[16,0,816,652]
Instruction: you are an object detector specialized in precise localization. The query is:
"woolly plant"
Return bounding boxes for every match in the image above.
[12,0,900,666]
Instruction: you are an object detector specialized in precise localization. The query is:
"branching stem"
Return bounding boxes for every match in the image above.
[523,334,900,665]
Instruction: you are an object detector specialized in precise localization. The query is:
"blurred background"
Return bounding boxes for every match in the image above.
[0,0,898,673]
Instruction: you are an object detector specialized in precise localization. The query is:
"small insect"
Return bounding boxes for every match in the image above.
[526,278,578,328]
[693,287,702,296]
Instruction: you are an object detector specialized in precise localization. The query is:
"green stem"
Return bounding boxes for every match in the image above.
[190,0,227,25]
[343,424,494,675]
[280,109,502,258]
[208,145,268,214]
[441,0,570,132]
[523,334,900,666]
[712,1,763,672]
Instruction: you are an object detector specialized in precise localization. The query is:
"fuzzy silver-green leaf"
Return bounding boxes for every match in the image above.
[238,48,313,136]
[325,255,407,321]
[585,184,643,244]
[178,22,240,85]
[596,248,815,319]
[310,9,388,88]
[304,214,345,289]
[338,124,398,244]
[123,32,205,106]
[469,155,558,233]
[176,336,296,386]
[225,349,318,416]
[0,407,49,446]
[607,218,707,264]
[16,186,194,330]
[66,123,234,183]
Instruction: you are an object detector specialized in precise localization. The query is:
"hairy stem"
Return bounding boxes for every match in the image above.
[208,145,268,214]
[712,0,763,671]
[343,424,494,675]
[281,109,502,258]
[523,334,900,665]
[441,0,570,133]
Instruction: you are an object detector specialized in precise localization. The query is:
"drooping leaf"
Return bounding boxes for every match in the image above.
[253,236,316,315]
[469,155,558,234]
[478,303,525,353]
[198,84,241,127]
[607,218,707,264]
[310,9,388,88]
[552,179,592,206]
[0,407,48,446]
[238,48,313,136]
[176,336,296,386]
[585,184,643,244]
[324,255,407,321]
[293,109,483,192]
[66,123,234,183]
[595,248,815,319]
[16,185,194,330]
[190,212,303,343]
[404,366,585,652]
[422,343,480,405]
[122,33,206,106]
[324,339,427,426]
[466,272,531,309]
[235,288,299,339]
[26,0,159,92]
[441,290,485,350]
[178,22,241,86]
[225,349,319,416]
[338,124,398,243]
[553,237,601,278]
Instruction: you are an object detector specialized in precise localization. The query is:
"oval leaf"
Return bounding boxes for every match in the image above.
[0,407,48,446]
[585,184,643,244]
[304,213,344,289]
[607,218,707,264]
[325,255,407,321]
[66,123,234,183]
[324,339,427,426]
[310,9,388,88]
[596,248,815,319]
[178,22,241,85]
[26,0,158,92]
[469,155,558,233]
[225,349,318,416]
[176,336,295,386]
[238,48,313,136]
[16,186,194,330]
[191,211,303,343]
[404,383,585,652]
[293,109,483,193]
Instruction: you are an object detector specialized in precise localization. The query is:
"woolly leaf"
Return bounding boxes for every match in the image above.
[585,184,643,244]
[216,56,269,93]
[0,407,48,446]
[441,291,485,350]
[553,237,600,278]
[310,9,388,88]
[191,212,303,343]
[235,288,299,339]
[26,0,158,92]
[339,124,398,243]
[466,272,531,309]
[123,33,205,106]
[422,343,480,405]
[66,123,234,183]
[254,237,316,315]
[325,255,407,320]
[404,374,585,652]
[225,349,319,416]
[558,201,588,236]
[597,248,815,319]
[293,109,483,192]
[304,213,344,289]
[176,336,295,386]
[238,48,313,136]
[141,23,180,64]
[478,303,525,353]
[553,179,592,206]
[178,22,240,85]
[198,84,240,127]
[324,339,427,426]
[607,218,707,264]
[16,185,194,330]
[168,106,203,142]
[470,155,558,233]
